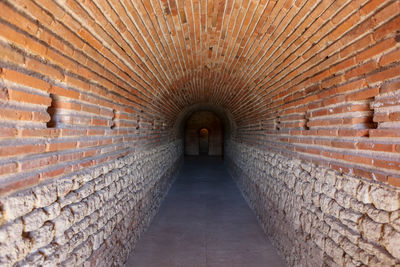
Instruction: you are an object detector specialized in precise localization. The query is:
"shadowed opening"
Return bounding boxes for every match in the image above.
[184,110,224,156]
[199,128,209,155]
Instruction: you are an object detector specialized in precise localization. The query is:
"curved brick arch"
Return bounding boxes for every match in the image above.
[184,110,223,156]
[173,102,236,139]
[0,0,399,266]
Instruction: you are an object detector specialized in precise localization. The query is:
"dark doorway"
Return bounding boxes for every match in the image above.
[199,128,209,155]
[184,111,223,156]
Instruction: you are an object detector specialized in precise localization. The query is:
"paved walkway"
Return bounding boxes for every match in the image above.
[125,156,285,267]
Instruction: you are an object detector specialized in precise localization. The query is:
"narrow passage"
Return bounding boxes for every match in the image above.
[125,156,285,267]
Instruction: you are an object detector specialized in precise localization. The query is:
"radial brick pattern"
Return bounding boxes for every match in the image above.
[0,0,399,190]
[0,0,399,266]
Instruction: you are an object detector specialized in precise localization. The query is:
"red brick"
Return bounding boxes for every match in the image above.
[40,165,72,180]
[389,112,400,121]
[60,129,87,136]
[91,118,109,127]
[373,112,389,122]
[353,167,373,180]
[342,116,372,126]
[330,57,356,75]
[372,1,400,31]
[46,49,78,71]
[0,174,39,195]
[0,128,18,138]
[0,69,51,92]
[81,104,100,115]
[0,22,27,48]
[100,139,113,145]
[357,142,394,152]
[78,140,99,148]
[373,15,400,42]
[330,163,350,173]
[340,34,374,59]
[87,129,105,136]
[0,0,399,192]
[84,149,101,158]
[25,58,64,81]
[21,155,58,170]
[50,86,80,99]
[374,159,400,171]
[356,38,396,62]
[20,128,60,138]
[0,107,33,121]
[369,129,400,138]
[346,87,379,101]
[345,61,378,80]
[26,37,48,56]
[33,111,51,123]
[65,76,90,91]
[78,160,95,169]
[0,162,18,176]
[8,89,52,106]
[53,100,81,111]
[0,2,38,35]
[344,154,373,166]
[360,0,385,16]
[0,144,46,157]
[317,129,338,136]
[58,152,83,162]
[331,141,356,149]
[78,28,103,51]
[388,176,400,187]
[379,48,400,66]
[380,80,400,94]
[0,44,25,65]
[373,172,388,183]
[46,141,77,152]
[366,65,400,84]
[331,12,361,39]
[338,129,369,137]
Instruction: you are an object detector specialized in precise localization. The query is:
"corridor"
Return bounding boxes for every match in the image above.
[125,156,285,267]
[1,1,399,266]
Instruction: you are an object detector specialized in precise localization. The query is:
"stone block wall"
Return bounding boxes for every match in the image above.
[226,141,400,267]
[0,141,182,267]
[0,0,399,266]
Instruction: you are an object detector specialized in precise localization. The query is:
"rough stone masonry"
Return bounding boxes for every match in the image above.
[227,141,400,266]
[0,142,182,266]
[0,0,400,266]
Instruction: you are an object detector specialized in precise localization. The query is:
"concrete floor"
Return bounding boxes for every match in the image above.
[125,156,285,267]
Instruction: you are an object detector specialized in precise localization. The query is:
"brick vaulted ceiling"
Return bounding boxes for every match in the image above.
[0,0,400,191]
[4,0,398,128]
[0,1,400,266]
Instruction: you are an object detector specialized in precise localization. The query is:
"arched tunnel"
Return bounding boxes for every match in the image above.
[0,0,400,266]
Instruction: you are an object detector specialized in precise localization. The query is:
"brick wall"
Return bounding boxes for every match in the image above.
[0,0,175,194]
[0,0,399,266]
[0,1,186,264]
[1,0,398,194]
[231,0,400,187]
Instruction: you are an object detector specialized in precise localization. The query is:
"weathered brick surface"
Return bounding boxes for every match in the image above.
[0,0,398,192]
[0,0,399,265]
[227,141,400,266]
